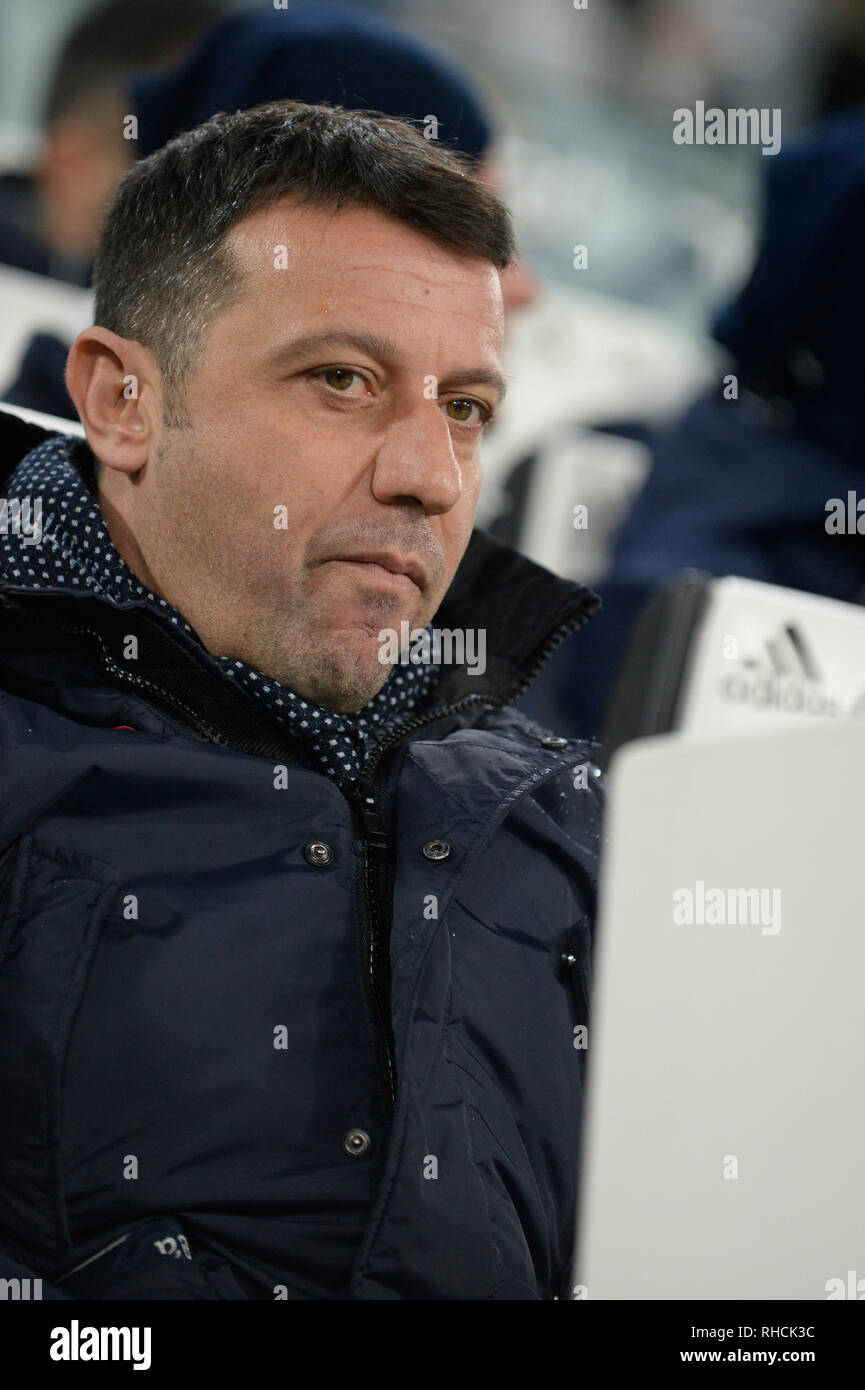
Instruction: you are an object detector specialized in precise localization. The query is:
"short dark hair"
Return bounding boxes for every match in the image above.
[92,100,514,424]
[43,0,224,125]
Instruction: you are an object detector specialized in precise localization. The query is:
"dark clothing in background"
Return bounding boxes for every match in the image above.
[0,172,49,279]
[559,107,865,739]
[2,332,75,419]
[0,172,84,417]
[0,171,89,286]
[130,3,492,161]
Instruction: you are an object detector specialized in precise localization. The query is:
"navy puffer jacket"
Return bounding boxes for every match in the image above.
[0,413,602,1301]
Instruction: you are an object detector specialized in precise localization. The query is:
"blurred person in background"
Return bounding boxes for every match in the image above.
[557,107,865,737]
[0,0,224,419]
[2,1,537,418]
[0,0,224,285]
[130,4,539,315]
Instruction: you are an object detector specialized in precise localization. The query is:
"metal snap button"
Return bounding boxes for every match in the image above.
[343,1128,371,1158]
[304,842,333,867]
[540,736,568,748]
[422,840,451,861]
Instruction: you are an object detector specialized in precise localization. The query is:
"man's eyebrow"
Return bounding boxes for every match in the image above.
[267,330,506,404]
[439,367,507,406]
[267,330,403,368]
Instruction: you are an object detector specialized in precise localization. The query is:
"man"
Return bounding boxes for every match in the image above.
[0,102,601,1301]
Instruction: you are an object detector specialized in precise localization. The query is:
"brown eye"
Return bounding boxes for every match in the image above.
[324,367,357,391]
[445,399,479,423]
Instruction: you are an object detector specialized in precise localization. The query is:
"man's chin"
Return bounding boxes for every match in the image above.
[297,677,391,714]
[275,645,394,714]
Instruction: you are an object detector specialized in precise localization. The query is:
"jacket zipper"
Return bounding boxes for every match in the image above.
[338,603,596,1116]
[343,783,398,1112]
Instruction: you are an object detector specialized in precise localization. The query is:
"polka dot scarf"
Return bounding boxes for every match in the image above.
[0,435,442,783]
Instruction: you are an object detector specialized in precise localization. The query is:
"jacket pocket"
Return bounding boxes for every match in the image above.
[0,835,119,1266]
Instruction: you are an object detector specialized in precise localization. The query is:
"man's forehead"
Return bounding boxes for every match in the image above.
[227,197,503,331]
[232,195,488,264]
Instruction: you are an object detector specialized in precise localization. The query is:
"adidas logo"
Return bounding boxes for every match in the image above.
[720,622,844,717]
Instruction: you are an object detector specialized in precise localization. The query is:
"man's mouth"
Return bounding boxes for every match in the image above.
[328,552,426,591]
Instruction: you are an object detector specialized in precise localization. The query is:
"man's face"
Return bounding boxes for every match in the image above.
[115,199,504,713]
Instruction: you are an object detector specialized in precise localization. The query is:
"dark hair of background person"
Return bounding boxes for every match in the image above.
[41,0,227,126]
[93,99,514,425]
[130,3,492,164]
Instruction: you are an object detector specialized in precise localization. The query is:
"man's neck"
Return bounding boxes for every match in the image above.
[95,473,166,598]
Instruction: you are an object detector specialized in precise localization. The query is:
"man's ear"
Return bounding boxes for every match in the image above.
[66,327,162,475]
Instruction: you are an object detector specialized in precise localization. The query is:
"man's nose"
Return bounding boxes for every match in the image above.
[370,402,463,515]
